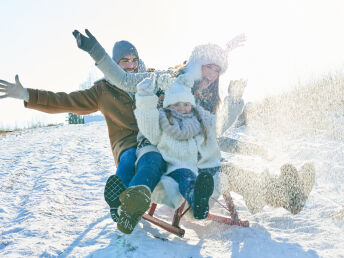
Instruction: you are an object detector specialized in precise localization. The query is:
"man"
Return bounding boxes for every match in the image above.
[0,37,166,234]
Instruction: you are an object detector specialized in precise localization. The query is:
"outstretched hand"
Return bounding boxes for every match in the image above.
[0,75,27,100]
[137,78,155,96]
[72,29,98,53]
[226,33,246,53]
[228,79,247,100]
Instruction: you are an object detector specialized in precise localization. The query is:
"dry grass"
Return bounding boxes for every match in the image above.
[0,130,13,136]
[245,72,344,139]
[332,206,344,220]
[0,124,61,137]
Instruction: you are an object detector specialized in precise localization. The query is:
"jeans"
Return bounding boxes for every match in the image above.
[128,151,166,192]
[169,168,196,207]
[198,167,220,177]
[115,147,137,188]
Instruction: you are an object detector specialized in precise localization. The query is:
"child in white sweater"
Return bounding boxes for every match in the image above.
[134,74,222,220]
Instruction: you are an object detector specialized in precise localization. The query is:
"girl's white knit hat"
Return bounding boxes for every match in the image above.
[163,74,195,108]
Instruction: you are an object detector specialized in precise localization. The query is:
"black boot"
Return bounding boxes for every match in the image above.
[104,175,126,222]
[193,172,214,219]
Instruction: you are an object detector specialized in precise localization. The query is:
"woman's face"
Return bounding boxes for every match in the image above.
[201,64,220,86]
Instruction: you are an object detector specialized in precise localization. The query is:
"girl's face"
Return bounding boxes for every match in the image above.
[201,64,220,86]
[169,102,192,114]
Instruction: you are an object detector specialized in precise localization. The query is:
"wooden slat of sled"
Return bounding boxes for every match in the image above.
[142,192,249,238]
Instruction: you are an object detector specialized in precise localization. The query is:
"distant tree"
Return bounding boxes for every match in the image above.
[68,113,84,124]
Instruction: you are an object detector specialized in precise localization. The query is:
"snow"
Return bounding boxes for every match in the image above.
[1,117,343,257]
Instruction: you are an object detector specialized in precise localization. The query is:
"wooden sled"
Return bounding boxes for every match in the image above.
[142,192,249,237]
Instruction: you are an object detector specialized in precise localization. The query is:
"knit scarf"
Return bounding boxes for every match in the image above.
[159,108,201,140]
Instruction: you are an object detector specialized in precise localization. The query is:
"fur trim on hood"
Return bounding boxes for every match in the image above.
[184,43,228,79]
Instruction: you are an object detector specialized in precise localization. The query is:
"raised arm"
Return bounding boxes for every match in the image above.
[73,29,174,92]
[1,75,100,115]
[134,78,161,145]
[225,33,246,53]
[216,79,247,135]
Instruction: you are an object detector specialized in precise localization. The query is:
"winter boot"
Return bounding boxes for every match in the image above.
[193,172,214,219]
[117,185,151,234]
[220,162,266,214]
[104,174,126,222]
[221,162,315,215]
[298,163,315,198]
[263,164,313,214]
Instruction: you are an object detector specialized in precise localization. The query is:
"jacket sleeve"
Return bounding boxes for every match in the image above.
[195,105,216,129]
[24,85,101,115]
[134,94,161,145]
[96,53,175,92]
[216,97,245,135]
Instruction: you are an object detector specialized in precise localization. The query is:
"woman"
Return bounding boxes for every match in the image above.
[172,42,315,215]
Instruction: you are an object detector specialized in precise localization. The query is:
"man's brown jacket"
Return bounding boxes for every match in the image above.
[25,79,138,164]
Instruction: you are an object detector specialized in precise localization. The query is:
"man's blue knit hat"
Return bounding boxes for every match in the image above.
[112,40,139,63]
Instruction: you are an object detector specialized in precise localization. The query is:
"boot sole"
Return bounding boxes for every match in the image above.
[280,164,307,214]
[193,172,214,220]
[104,175,126,222]
[299,163,316,196]
[117,186,151,234]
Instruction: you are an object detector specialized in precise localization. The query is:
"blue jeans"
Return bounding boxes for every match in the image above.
[169,168,196,207]
[115,147,137,188]
[169,167,220,208]
[128,152,166,192]
[198,167,220,177]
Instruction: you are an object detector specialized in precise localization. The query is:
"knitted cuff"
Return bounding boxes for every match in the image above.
[23,88,29,102]
[135,94,158,111]
[89,42,106,63]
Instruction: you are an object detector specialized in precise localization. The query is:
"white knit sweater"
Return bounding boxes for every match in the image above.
[134,94,221,176]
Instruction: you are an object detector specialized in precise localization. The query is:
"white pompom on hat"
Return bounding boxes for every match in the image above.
[184,43,228,78]
[163,74,195,108]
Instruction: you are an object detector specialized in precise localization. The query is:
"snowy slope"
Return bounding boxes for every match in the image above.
[0,120,343,258]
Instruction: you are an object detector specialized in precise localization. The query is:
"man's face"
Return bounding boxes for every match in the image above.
[118,54,139,73]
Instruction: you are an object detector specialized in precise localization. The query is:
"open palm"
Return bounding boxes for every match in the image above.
[0,75,26,100]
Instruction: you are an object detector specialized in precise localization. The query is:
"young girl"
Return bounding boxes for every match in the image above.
[115,74,222,233]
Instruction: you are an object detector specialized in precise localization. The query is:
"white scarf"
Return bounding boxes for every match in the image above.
[159,108,201,140]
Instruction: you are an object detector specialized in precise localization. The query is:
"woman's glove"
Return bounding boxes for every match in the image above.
[228,78,247,101]
[72,29,106,62]
[0,75,29,101]
[226,33,246,53]
[137,78,155,96]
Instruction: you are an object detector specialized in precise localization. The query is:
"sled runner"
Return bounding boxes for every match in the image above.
[142,192,249,237]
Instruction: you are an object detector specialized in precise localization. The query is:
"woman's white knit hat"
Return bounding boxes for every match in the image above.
[163,74,195,108]
[184,43,228,78]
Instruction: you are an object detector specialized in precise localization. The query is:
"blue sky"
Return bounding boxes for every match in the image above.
[1,0,344,129]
